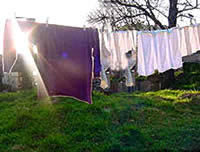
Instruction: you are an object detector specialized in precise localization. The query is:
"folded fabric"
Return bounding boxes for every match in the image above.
[30,24,101,104]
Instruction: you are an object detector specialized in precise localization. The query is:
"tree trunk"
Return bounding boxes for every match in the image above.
[163,0,178,87]
[168,0,178,28]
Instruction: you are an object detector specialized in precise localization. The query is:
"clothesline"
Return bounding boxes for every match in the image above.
[1,19,101,104]
[98,23,200,89]
[1,18,200,104]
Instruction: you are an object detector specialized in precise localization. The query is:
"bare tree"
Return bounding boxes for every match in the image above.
[88,0,200,30]
[88,0,200,89]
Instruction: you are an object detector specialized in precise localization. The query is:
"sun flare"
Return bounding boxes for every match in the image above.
[12,19,49,99]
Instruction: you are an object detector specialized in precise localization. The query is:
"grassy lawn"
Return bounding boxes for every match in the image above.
[0,89,200,152]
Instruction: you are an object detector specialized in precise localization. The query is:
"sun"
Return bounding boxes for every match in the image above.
[11,19,49,99]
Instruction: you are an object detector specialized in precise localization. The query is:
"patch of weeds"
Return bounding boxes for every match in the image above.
[11,112,35,131]
[40,134,68,152]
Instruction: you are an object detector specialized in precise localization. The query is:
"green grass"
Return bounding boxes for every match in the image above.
[0,89,200,151]
[173,62,200,90]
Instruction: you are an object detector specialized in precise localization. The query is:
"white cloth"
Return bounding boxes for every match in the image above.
[99,32,111,89]
[100,30,137,89]
[167,28,183,70]
[125,31,137,87]
[129,30,137,51]
[104,30,137,71]
[137,31,157,76]
[124,51,136,87]
[0,19,6,55]
[137,28,182,76]
[179,25,200,57]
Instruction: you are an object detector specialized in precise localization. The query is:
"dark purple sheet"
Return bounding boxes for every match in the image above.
[31,24,101,104]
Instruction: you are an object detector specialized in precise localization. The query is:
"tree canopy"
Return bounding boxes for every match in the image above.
[88,0,200,30]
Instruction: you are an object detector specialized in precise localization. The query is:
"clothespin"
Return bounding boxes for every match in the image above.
[46,17,49,27]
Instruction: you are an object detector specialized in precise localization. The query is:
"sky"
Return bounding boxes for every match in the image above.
[0,0,99,27]
[0,0,99,54]
[0,0,200,54]
[0,0,200,27]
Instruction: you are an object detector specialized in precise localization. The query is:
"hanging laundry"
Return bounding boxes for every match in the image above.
[124,50,136,87]
[137,31,157,76]
[104,30,137,71]
[0,55,2,76]
[3,20,37,73]
[124,31,137,87]
[30,24,101,104]
[154,28,182,73]
[167,28,183,70]
[99,30,137,89]
[99,31,111,89]
[3,20,17,73]
[137,28,182,76]
[179,25,200,57]
[128,30,137,51]
[0,20,5,77]
[0,19,5,56]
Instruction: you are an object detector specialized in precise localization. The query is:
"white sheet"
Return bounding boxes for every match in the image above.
[137,28,183,76]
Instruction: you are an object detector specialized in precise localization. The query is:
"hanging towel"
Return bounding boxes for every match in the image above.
[99,31,111,89]
[137,28,182,76]
[124,31,137,87]
[30,24,101,104]
[0,19,5,76]
[154,30,171,73]
[128,30,137,51]
[179,25,200,57]
[3,20,36,73]
[167,28,183,70]
[104,30,136,71]
[137,31,157,76]
[154,28,182,73]
[3,20,17,73]
[188,25,200,54]
[0,19,5,56]
[0,55,2,76]
[124,50,136,87]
